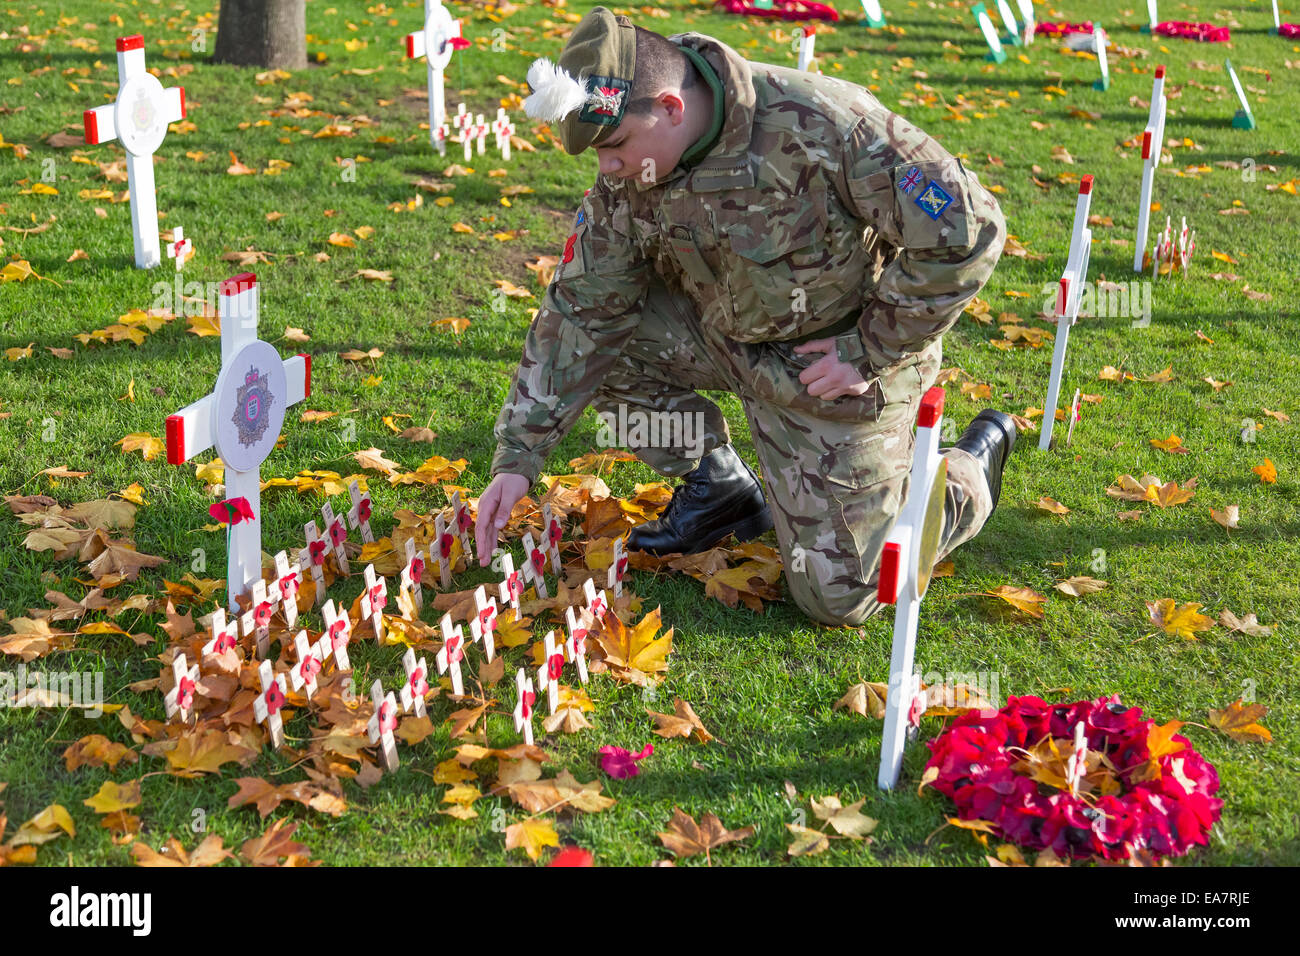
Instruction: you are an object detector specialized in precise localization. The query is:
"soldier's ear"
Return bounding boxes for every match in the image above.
[657,90,687,124]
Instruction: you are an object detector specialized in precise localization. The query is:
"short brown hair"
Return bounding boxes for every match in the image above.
[625,26,700,116]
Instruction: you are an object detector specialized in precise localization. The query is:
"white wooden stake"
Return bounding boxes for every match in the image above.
[535,630,562,715]
[1092,23,1110,91]
[166,226,192,271]
[322,599,353,672]
[470,584,498,663]
[994,0,1022,46]
[875,387,949,790]
[163,652,200,722]
[288,629,324,701]
[239,578,282,659]
[346,480,375,544]
[1226,58,1257,130]
[301,520,328,608]
[273,550,303,628]
[860,0,887,29]
[1065,388,1082,447]
[498,552,524,611]
[513,668,535,745]
[971,3,1008,63]
[607,536,627,598]
[320,501,351,576]
[797,27,816,72]
[437,612,466,697]
[367,679,399,772]
[1141,0,1159,34]
[253,658,288,750]
[1133,65,1167,272]
[164,274,311,613]
[404,0,467,149]
[201,607,240,657]
[82,34,186,269]
[1066,721,1088,795]
[399,647,430,718]
[564,605,590,684]
[359,564,388,643]
[521,530,549,599]
[400,537,426,611]
[1271,0,1282,34]
[474,113,489,155]
[1040,174,1094,451]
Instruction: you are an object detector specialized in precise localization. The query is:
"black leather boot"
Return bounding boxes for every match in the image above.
[627,444,773,555]
[948,409,1018,509]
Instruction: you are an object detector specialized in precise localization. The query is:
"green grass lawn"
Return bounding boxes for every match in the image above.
[0,0,1296,866]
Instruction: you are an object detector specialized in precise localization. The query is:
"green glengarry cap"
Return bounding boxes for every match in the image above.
[523,6,636,155]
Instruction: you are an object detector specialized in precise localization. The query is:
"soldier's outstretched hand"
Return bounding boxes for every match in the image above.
[474,472,532,567]
[792,338,873,401]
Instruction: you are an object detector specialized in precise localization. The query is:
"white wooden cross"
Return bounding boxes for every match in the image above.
[1132,64,1167,272]
[1039,174,1093,451]
[860,1,887,29]
[367,679,400,772]
[521,531,549,599]
[166,227,192,271]
[450,490,474,556]
[346,480,375,544]
[82,34,186,269]
[474,114,490,156]
[1226,58,1256,130]
[239,577,282,659]
[273,550,303,628]
[404,0,468,148]
[400,537,426,611]
[875,386,949,791]
[322,599,353,672]
[971,3,1008,63]
[535,630,563,715]
[1178,218,1195,276]
[300,520,329,608]
[437,612,466,697]
[452,102,470,144]
[398,647,430,718]
[607,536,627,598]
[1092,23,1110,91]
[513,667,535,746]
[433,121,451,156]
[253,658,288,750]
[201,607,240,657]
[320,501,351,576]
[583,577,609,622]
[542,504,564,575]
[492,108,512,160]
[797,27,816,72]
[1066,721,1088,795]
[470,584,498,663]
[564,605,590,684]
[166,274,311,613]
[289,629,325,701]
[459,110,474,162]
[498,552,524,611]
[359,564,388,643]
[163,652,200,723]
[431,512,455,588]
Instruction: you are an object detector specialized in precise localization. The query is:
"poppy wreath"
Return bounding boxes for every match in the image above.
[923,694,1223,862]
[1154,22,1230,43]
[1033,21,1095,37]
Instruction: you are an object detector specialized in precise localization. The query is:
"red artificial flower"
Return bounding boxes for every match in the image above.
[176,676,195,711]
[209,497,255,526]
[520,689,535,720]
[530,548,546,574]
[547,652,564,682]
[439,532,454,559]
[263,683,285,716]
[357,498,372,524]
[299,655,321,682]
[409,557,425,582]
[408,667,428,699]
[308,539,328,565]
[598,744,653,779]
[548,846,594,867]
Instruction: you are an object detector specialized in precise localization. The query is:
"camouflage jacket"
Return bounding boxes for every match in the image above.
[491,31,1005,483]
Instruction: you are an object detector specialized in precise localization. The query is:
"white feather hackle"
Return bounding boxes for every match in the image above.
[524,57,590,122]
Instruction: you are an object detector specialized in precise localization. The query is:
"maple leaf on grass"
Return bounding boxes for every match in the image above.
[787,824,831,857]
[227,777,347,818]
[1,617,75,661]
[834,681,888,719]
[1207,700,1272,743]
[1218,609,1274,637]
[543,685,595,734]
[132,835,231,867]
[647,697,714,742]
[144,728,259,778]
[590,607,673,686]
[505,817,559,862]
[1146,599,1214,641]
[704,559,784,612]
[83,780,141,815]
[811,795,878,838]
[240,818,317,866]
[1054,576,1107,597]
[962,585,1046,620]
[658,807,754,865]
[1210,505,1240,531]
[10,804,76,846]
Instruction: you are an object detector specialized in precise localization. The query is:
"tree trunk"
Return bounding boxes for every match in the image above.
[213,0,306,69]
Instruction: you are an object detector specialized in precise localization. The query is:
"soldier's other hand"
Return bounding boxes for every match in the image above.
[475,472,531,567]
[792,338,872,401]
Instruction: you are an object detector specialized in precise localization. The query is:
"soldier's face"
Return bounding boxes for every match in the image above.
[593,91,694,183]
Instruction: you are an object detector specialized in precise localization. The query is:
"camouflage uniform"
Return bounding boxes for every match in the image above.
[491,31,1006,626]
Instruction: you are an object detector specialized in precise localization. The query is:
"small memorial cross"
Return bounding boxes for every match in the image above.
[399,647,430,718]
[367,679,400,772]
[253,658,288,750]
[301,520,329,608]
[359,564,388,643]
[1040,175,1094,451]
[437,612,466,697]
[400,537,426,611]
[536,630,563,715]
[541,504,564,575]
[163,652,200,723]
[607,536,627,598]
[471,585,498,663]
[273,550,303,628]
[239,577,282,659]
[499,552,525,611]
[201,607,240,657]
[166,227,192,271]
[320,501,351,576]
[513,668,536,745]
[521,531,550,599]
[564,605,590,684]
[347,480,375,544]
[322,599,353,672]
[431,513,455,588]
[289,630,325,701]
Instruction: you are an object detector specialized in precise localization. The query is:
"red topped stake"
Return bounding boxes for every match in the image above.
[116,34,144,52]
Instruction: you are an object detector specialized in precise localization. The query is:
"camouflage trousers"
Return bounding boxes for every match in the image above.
[589,278,993,627]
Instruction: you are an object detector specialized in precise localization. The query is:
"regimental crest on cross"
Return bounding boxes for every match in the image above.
[577,75,629,126]
[232,366,275,449]
[132,91,157,133]
[914,181,954,220]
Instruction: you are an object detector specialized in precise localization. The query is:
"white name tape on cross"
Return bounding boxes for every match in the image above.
[875,386,948,791]
[1040,175,1095,451]
[83,34,186,269]
[166,275,310,614]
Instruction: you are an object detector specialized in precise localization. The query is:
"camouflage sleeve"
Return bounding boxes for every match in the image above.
[489,179,651,485]
[832,112,1006,370]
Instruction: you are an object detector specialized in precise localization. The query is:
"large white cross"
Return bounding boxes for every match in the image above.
[875,387,949,790]
[166,274,311,614]
[405,0,468,150]
[1133,65,1167,271]
[82,34,186,269]
[1040,175,1094,451]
